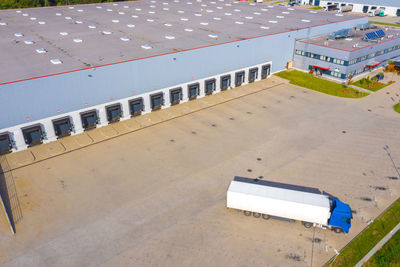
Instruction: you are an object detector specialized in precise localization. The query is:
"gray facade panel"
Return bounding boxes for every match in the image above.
[0,17,367,129]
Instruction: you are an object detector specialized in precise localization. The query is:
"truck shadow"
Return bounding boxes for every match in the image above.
[0,156,23,234]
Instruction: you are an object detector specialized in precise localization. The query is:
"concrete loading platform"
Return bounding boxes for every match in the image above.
[1,77,400,266]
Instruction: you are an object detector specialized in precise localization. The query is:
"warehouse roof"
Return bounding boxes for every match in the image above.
[297,26,400,52]
[0,0,360,84]
[322,0,400,7]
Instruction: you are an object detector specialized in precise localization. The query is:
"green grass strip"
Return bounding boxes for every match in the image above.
[394,103,400,114]
[351,78,391,92]
[368,21,400,28]
[275,70,369,98]
[328,198,400,267]
[364,230,400,267]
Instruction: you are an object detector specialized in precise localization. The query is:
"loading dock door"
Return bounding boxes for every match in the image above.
[129,98,143,117]
[363,6,368,13]
[53,117,72,138]
[235,71,245,87]
[151,93,164,111]
[22,125,43,147]
[106,104,122,123]
[220,75,231,91]
[262,64,271,79]
[249,68,258,83]
[188,83,199,100]
[81,110,98,130]
[205,79,216,95]
[170,88,182,105]
[0,133,12,155]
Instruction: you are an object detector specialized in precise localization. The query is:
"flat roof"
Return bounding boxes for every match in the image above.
[298,26,400,52]
[0,0,360,84]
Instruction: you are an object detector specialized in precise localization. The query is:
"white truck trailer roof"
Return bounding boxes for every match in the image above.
[227,179,331,225]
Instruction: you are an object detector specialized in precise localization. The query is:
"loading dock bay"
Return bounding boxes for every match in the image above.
[0,77,400,266]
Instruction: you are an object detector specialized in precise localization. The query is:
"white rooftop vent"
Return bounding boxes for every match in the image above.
[120,37,130,41]
[127,24,135,28]
[184,28,193,32]
[235,21,244,25]
[149,11,155,14]
[208,34,218,38]
[335,13,343,16]
[268,5,274,8]
[345,38,352,41]
[174,0,179,2]
[141,44,152,49]
[65,16,72,20]
[201,4,207,7]
[288,8,294,10]
[200,22,208,25]
[164,23,172,27]
[75,20,83,24]
[113,3,118,5]
[224,12,232,15]
[301,19,310,22]
[68,6,74,9]
[36,48,47,53]
[24,40,34,44]
[217,6,223,9]
[14,33,24,37]
[107,9,113,12]
[388,34,394,38]
[206,9,213,13]
[147,18,154,22]
[96,6,102,9]
[245,16,253,19]
[163,2,168,5]
[22,13,29,16]
[77,9,83,12]
[254,12,261,15]
[30,17,37,20]
[276,15,284,19]
[194,13,202,16]
[73,38,83,43]
[135,8,142,11]
[102,30,112,35]
[119,12,125,15]
[210,1,216,3]
[261,8,268,11]
[88,25,96,29]
[234,9,241,12]
[112,19,120,23]
[0,22,7,26]
[124,5,129,8]
[310,10,317,13]
[260,26,270,30]
[132,15,139,18]
[269,20,277,23]
[16,10,22,13]
[163,7,169,10]
[165,35,175,39]
[178,10,184,13]
[324,41,329,46]
[56,13,62,16]
[213,17,221,20]
[150,5,156,8]
[187,2,193,4]
[282,11,290,14]
[181,17,189,21]
[59,32,68,36]
[225,3,232,6]
[38,21,46,25]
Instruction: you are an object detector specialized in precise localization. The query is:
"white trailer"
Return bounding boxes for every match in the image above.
[226,177,352,233]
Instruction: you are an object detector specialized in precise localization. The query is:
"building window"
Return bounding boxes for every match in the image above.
[170,87,182,105]
[205,79,216,95]
[22,125,44,147]
[0,133,12,155]
[129,98,143,117]
[220,75,231,91]
[150,93,164,111]
[248,68,258,83]
[52,117,72,138]
[188,83,199,100]
[81,110,98,130]
[235,71,245,87]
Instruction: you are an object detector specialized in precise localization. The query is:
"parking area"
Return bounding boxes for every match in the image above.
[1,77,399,267]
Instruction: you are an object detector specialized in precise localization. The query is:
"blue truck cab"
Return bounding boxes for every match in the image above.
[328,198,352,233]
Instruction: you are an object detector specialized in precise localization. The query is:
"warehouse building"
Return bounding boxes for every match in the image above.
[0,0,367,153]
[293,24,400,80]
[301,0,400,16]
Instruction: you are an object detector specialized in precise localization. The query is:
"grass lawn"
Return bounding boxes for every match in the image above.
[364,230,400,267]
[327,198,400,267]
[308,6,322,9]
[271,1,289,4]
[275,70,369,98]
[394,103,400,114]
[351,78,392,92]
[369,21,400,28]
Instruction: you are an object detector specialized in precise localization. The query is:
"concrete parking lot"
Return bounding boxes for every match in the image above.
[1,77,399,267]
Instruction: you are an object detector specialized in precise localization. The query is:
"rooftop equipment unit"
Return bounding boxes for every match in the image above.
[328,28,353,40]
[355,23,376,30]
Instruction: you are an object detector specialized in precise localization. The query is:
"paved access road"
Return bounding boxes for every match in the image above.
[1,77,400,267]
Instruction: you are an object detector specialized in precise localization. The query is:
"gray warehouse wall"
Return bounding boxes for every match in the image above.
[0,17,367,130]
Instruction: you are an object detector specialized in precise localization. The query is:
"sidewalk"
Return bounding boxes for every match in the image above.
[355,222,400,267]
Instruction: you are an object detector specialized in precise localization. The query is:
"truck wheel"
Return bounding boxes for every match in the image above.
[262,214,270,220]
[303,222,313,228]
[244,210,251,216]
[333,227,343,234]
[253,212,261,218]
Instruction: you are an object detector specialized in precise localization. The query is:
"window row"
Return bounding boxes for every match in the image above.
[0,65,272,153]
[295,50,346,66]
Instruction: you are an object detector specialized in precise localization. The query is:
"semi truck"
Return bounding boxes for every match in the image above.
[226,177,352,233]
